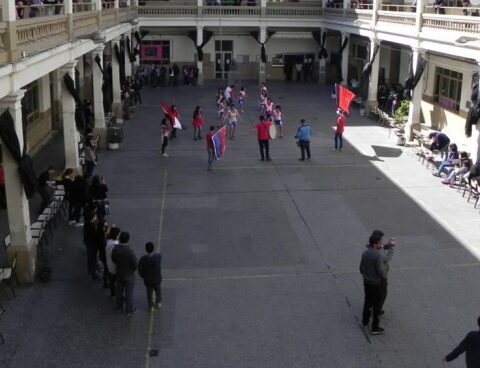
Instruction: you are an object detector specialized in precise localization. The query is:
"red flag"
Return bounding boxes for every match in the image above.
[160,102,182,129]
[336,84,356,115]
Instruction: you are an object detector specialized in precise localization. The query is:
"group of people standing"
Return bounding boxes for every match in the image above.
[136,64,199,89]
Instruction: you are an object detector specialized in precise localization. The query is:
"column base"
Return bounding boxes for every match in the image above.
[197,74,204,86]
[367,100,378,113]
[8,239,37,284]
[93,127,107,150]
[317,73,326,85]
[112,102,123,124]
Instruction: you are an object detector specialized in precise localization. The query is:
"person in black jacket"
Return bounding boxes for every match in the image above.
[83,208,104,281]
[138,242,162,312]
[112,231,137,315]
[444,316,480,368]
[69,175,87,226]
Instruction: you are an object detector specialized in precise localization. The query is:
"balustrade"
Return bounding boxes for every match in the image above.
[377,10,416,25]
[423,13,480,33]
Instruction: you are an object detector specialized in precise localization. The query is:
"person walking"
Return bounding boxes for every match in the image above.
[161,118,171,157]
[334,108,345,151]
[138,242,163,312]
[225,106,240,140]
[193,106,204,141]
[105,226,121,298]
[112,231,138,316]
[83,208,104,281]
[206,126,216,171]
[255,115,272,162]
[69,175,88,227]
[37,166,55,214]
[295,119,312,161]
[84,140,97,179]
[359,231,387,335]
[444,316,480,367]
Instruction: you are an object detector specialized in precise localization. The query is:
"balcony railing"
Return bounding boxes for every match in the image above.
[0,5,137,65]
[377,10,416,26]
[423,13,480,33]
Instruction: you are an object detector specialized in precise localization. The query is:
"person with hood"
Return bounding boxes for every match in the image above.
[138,242,163,312]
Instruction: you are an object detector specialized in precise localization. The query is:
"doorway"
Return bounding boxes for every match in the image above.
[215,40,233,80]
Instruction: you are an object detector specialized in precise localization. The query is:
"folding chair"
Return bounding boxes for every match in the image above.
[0,255,18,299]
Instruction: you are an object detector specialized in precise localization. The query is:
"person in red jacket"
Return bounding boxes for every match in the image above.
[193,106,203,141]
[334,108,345,151]
[255,115,272,161]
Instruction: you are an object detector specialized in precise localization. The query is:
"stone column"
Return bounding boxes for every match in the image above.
[92,45,105,129]
[38,74,52,138]
[60,62,81,171]
[111,37,122,120]
[367,38,380,111]
[196,26,204,86]
[258,27,267,84]
[317,28,327,85]
[0,91,36,283]
[405,47,425,142]
[341,32,349,85]
[125,36,132,78]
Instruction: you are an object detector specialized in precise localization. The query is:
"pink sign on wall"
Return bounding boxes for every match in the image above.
[140,45,163,61]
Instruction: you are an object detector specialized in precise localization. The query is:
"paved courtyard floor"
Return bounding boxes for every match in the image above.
[0,81,479,368]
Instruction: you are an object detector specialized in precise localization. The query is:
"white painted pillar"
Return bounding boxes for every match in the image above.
[341,32,349,85]
[196,26,204,86]
[475,60,480,163]
[367,38,380,110]
[258,27,267,84]
[38,74,51,116]
[64,0,73,13]
[92,45,105,128]
[60,62,81,171]
[111,37,122,120]
[405,47,425,141]
[2,0,17,21]
[317,28,327,85]
[0,90,36,283]
[125,36,132,78]
[415,0,426,35]
[77,56,85,99]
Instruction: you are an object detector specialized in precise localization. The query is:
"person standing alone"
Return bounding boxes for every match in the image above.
[295,119,312,161]
[359,231,387,335]
[444,316,480,368]
[255,115,272,162]
[112,231,138,316]
[206,126,216,171]
[138,242,163,313]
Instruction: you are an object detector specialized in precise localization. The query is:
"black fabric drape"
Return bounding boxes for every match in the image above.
[133,30,149,57]
[114,43,126,86]
[187,30,214,62]
[94,54,106,79]
[337,36,349,82]
[64,73,86,133]
[404,55,427,100]
[126,36,135,63]
[362,43,380,77]
[466,71,480,137]
[312,31,328,59]
[250,31,276,63]
[0,110,37,198]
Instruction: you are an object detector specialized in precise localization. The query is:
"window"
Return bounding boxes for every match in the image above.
[270,53,315,67]
[22,81,39,126]
[215,41,233,52]
[434,67,462,111]
[140,40,170,64]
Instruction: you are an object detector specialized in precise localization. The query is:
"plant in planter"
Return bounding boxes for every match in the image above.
[394,99,410,125]
[107,126,124,150]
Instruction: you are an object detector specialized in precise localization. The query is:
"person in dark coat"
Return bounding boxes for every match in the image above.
[90,175,109,220]
[112,231,137,315]
[138,242,162,312]
[83,208,104,281]
[444,316,480,368]
[69,175,87,226]
[37,166,55,214]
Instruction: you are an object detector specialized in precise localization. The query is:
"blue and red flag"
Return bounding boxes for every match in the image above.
[335,84,356,115]
[212,126,227,159]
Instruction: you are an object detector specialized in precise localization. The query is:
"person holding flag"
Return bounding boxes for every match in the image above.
[334,109,345,151]
[206,126,216,171]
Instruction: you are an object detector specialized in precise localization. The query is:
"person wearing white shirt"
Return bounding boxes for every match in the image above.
[105,226,121,298]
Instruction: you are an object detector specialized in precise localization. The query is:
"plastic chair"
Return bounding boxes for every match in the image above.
[0,255,19,299]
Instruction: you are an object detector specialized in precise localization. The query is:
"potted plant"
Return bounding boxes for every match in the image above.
[393,99,410,146]
[107,126,124,150]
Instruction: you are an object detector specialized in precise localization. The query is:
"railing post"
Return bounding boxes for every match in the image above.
[114,0,120,24]
[2,0,18,62]
[342,0,348,19]
[65,0,73,41]
[372,0,380,26]
[198,0,203,16]
[94,0,102,28]
[261,0,266,17]
[415,0,425,34]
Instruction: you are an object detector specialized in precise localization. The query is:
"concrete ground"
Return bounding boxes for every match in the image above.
[0,81,479,368]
